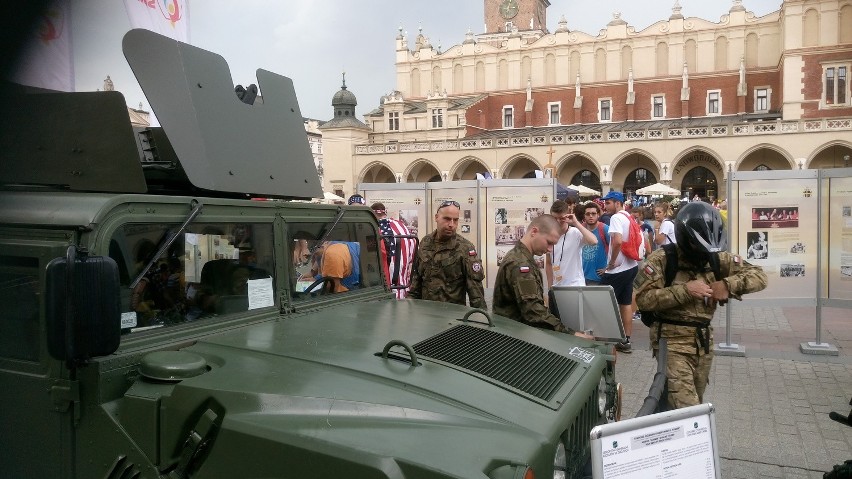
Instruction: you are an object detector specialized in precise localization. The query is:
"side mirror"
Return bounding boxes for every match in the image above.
[45,248,121,362]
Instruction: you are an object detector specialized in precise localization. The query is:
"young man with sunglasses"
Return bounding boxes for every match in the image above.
[581,202,609,286]
[408,200,486,308]
[546,200,598,288]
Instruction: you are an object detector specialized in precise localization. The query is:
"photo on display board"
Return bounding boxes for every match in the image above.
[398,210,418,236]
[495,208,508,224]
[790,242,806,254]
[843,206,851,217]
[464,209,471,223]
[495,225,521,245]
[496,246,511,266]
[751,207,799,228]
[746,231,769,260]
[524,208,545,222]
[461,224,470,233]
[780,264,805,277]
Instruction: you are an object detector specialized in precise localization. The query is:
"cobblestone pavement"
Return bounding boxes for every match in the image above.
[617,348,852,479]
[482,288,852,478]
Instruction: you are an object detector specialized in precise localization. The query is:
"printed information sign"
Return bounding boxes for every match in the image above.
[591,403,720,479]
[828,176,852,300]
[731,174,818,300]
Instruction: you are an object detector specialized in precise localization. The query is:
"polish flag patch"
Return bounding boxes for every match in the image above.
[468,249,477,256]
[519,266,530,273]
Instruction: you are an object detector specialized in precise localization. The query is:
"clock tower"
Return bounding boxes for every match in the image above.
[484,0,550,34]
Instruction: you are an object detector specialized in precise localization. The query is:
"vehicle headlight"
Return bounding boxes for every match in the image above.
[598,375,607,416]
[553,441,567,479]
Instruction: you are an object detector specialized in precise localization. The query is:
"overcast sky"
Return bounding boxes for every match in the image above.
[72,0,782,121]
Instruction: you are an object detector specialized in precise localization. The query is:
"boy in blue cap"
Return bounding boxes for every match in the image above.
[599,191,639,352]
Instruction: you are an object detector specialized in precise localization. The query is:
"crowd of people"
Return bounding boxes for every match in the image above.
[337,191,764,411]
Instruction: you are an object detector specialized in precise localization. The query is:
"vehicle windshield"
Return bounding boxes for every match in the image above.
[288,220,384,301]
[110,222,275,333]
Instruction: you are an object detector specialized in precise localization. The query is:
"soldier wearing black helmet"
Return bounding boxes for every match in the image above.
[634,202,767,409]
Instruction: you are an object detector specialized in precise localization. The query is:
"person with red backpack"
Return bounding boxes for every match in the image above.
[580,202,609,285]
[599,191,644,353]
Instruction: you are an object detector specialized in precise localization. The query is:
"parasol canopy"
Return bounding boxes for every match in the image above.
[635,182,680,196]
[567,184,601,196]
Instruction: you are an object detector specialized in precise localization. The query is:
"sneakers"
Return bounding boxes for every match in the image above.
[632,312,642,321]
[615,341,632,353]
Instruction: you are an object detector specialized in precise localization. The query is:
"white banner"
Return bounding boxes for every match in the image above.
[9,2,74,91]
[124,0,190,43]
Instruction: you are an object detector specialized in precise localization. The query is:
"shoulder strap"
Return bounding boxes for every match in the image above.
[662,243,678,287]
[597,222,608,255]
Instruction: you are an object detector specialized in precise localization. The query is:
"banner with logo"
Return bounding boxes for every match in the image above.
[9,2,73,91]
[124,0,190,42]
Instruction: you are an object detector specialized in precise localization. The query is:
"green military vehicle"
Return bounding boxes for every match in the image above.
[0,29,620,478]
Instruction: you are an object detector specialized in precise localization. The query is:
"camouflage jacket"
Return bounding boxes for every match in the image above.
[492,242,573,334]
[634,248,767,355]
[408,231,486,308]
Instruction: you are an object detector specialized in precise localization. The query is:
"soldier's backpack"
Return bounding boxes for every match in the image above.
[639,243,721,327]
[618,211,645,261]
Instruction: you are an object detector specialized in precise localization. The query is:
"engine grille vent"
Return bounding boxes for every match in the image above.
[412,324,578,402]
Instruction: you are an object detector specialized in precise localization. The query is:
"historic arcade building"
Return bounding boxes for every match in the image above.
[320,0,852,201]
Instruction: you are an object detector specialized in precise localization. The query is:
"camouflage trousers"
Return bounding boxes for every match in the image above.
[665,349,713,409]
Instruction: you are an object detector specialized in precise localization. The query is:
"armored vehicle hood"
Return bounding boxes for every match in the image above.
[133,300,604,476]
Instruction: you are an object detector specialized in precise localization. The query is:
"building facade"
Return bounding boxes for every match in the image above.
[320,0,852,201]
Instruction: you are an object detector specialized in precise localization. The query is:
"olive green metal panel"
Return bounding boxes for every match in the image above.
[122,29,322,200]
[0,89,147,193]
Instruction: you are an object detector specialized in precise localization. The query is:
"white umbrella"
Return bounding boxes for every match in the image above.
[322,191,345,201]
[635,182,680,196]
[567,184,600,196]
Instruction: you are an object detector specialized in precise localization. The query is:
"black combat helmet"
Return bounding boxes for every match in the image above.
[675,202,727,262]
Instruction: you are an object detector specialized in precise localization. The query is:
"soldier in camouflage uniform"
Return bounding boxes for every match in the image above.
[408,200,486,308]
[493,214,592,338]
[635,202,767,409]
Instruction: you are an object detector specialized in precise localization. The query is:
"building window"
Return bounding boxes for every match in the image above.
[755,88,770,112]
[824,65,849,106]
[431,108,444,128]
[652,95,665,119]
[598,99,611,122]
[503,106,514,128]
[548,102,561,125]
[388,111,399,131]
[707,90,721,115]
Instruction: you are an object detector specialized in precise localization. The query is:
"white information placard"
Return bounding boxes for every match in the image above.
[591,403,720,479]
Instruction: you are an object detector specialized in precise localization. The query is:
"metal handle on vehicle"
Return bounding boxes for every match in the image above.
[381,340,419,367]
[461,308,494,327]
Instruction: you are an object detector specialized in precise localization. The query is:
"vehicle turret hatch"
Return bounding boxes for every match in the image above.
[122,28,322,200]
[0,88,147,193]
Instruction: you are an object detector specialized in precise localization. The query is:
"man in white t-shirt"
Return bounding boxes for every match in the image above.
[546,200,598,287]
[599,191,640,353]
